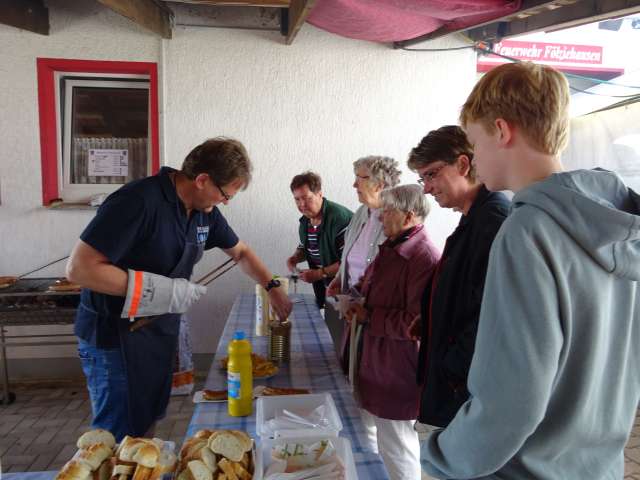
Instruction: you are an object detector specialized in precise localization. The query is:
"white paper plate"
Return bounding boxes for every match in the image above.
[193,387,262,404]
[193,384,311,404]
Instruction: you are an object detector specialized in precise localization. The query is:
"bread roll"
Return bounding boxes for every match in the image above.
[56,460,92,480]
[115,436,132,458]
[79,443,113,471]
[133,443,160,468]
[77,430,116,450]
[119,439,148,462]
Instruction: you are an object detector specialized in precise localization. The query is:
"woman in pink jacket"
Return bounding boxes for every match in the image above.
[347,184,440,480]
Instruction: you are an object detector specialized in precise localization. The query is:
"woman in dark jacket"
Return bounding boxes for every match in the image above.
[408,126,511,428]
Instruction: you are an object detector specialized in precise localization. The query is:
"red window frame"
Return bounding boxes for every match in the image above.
[36,58,160,205]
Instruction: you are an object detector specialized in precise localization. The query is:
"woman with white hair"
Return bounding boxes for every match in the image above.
[346,184,440,480]
[325,156,401,360]
[327,155,401,296]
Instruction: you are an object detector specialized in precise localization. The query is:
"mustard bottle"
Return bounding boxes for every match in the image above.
[227,330,253,416]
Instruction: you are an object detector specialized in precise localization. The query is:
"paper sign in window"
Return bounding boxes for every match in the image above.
[88,149,129,176]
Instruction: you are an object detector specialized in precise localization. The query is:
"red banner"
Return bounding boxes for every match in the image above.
[486,40,603,65]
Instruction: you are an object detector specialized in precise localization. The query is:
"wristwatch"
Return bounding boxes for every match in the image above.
[265,278,281,292]
[321,267,329,279]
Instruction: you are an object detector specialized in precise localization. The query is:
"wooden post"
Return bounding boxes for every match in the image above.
[286,0,315,45]
[0,0,49,36]
[97,0,173,39]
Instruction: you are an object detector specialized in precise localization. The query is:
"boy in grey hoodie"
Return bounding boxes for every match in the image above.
[420,62,640,479]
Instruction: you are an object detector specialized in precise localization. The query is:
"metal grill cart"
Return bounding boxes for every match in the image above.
[0,278,79,405]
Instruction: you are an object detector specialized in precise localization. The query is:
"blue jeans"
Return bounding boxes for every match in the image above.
[78,339,130,441]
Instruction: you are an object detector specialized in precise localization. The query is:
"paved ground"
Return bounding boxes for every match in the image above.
[1,380,640,477]
[0,379,201,474]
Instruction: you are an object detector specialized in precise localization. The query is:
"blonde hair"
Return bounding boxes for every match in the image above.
[460,62,570,156]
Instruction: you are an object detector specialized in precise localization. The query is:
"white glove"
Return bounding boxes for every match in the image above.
[170,278,207,313]
[121,270,207,319]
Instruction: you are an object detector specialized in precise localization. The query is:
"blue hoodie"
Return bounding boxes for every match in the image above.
[421,169,640,479]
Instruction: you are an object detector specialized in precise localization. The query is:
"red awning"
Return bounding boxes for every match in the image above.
[307,0,522,43]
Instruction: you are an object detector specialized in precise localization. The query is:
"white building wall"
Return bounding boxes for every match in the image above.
[0,0,475,364]
[0,0,162,361]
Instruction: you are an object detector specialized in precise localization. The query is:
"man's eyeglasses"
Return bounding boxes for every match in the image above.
[212,180,231,201]
[215,183,230,201]
[417,164,447,185]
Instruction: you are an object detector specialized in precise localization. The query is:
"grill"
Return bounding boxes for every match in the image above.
[0,278,80,325]
[0,278,80,404]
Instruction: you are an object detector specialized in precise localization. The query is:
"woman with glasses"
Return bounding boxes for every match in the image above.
[325,156,401,361]
[345,184,439,480]
[407,125,510,432]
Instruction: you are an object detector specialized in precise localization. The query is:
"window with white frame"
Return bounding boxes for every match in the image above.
[56,74,151,202]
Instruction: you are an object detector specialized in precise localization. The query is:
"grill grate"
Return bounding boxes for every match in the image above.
[0,277,79,326]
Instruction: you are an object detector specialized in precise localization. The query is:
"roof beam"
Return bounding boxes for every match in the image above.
[170,0,289,6]
[285,0,316,44]
[465,0,640,41]
[97,0,174,39]
[0,0,49,36]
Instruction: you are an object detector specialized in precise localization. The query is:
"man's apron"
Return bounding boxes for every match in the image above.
[117,218,205,436]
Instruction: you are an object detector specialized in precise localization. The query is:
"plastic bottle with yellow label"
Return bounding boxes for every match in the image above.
[227,330,253,416]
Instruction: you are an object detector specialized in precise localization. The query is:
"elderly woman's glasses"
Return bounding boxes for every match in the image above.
[417,164,448,185]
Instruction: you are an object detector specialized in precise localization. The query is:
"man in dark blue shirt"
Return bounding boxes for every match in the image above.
[66,137,291,440]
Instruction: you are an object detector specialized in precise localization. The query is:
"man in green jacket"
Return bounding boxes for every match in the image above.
[287,171,353,308]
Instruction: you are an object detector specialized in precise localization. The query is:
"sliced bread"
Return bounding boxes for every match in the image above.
[77,430,116,450]
[207,432,249,463]
[186,460,213,480]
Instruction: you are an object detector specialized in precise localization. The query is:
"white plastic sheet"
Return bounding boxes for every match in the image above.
[563,101,640,190]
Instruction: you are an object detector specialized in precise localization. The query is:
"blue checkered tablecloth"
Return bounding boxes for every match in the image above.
[187,293,390,479]
[3,473,54,480]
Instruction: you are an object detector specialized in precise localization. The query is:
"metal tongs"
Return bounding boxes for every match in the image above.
[195,258,237,286]
[15,255,70,280]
